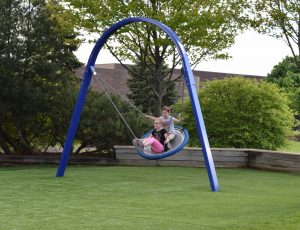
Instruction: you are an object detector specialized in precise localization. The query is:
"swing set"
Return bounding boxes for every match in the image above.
[56,17,220,192]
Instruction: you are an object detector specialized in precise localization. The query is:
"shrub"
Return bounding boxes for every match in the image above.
[74,90,151,155]
[176,77,295,150]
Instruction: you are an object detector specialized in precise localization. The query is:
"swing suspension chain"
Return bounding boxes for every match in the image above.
[94,73,145,116]
[91,68,138,139]
[180,74,185,128]
[96,67,186,125]
[90,66,186,138]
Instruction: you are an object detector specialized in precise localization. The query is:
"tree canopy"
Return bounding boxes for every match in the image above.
[65,0,250,115]
[252,0,300,68]
[267,56,300,115]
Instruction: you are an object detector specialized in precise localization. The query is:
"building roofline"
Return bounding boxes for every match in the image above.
[92,62,266,78]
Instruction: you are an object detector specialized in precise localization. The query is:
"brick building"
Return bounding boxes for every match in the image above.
[76,63,265,97]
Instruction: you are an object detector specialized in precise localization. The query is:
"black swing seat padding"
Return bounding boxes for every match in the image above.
[136,126,189,160]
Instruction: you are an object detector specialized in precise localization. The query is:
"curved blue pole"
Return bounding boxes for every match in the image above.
[56,17,220,192]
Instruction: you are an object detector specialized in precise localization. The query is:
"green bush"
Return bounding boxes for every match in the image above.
[75,90,151,155]
[175,77,295,150]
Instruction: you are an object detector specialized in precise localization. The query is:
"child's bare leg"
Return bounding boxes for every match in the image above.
[165,133,176,149]
[165,133,175,144]
[143,137,153,147]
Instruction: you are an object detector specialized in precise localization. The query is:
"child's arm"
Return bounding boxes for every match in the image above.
[173,117,180,122]
[172,115,183,123]
[144,114,157,120]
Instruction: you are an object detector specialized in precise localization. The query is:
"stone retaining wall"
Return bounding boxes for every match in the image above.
[114,146,300,173]
[247,149,300,173]
[114,146,248,168]
[1,147,299,173]
[0,155,117,166]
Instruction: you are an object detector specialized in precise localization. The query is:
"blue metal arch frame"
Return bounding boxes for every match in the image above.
[56,17,220,192]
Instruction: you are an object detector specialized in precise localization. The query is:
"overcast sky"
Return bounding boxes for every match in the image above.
[75,30,291,77]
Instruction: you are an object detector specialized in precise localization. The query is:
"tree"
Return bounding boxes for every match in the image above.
[126,61,177,114]
[252,0,300,68]
[0,0,81,154]
[267,56,300,114]
[175,77,295,150]
[65,0,250,115]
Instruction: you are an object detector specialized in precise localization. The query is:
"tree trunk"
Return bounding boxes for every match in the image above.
[153,97,161,116]
[153,93,164,117]
[0,129,19,154]
[74,143,88,154]
[0,136,12,154]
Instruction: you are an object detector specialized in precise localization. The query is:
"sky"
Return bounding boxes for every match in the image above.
[74,30,292,77]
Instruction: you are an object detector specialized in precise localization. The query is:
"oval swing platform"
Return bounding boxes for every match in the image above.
[136,126,189,160]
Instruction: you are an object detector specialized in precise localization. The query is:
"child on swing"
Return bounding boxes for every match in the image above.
[132,118,167,153]
[145,106,180,150]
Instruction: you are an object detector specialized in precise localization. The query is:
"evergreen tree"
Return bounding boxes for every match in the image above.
[127,62,177,114]
[0,0,81,154]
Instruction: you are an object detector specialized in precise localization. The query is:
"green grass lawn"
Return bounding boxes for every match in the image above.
[279,141,300,153]
[0,166,300,230]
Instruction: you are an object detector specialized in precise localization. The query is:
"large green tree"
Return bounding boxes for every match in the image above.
[252,0,300,68]
[267,56,300,115]
[65,0,250,115]
[175,77,295,150]
[0,0,81,154]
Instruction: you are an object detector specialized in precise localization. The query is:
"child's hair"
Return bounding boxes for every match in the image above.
[162,106,171,113]
[154,118,163,125]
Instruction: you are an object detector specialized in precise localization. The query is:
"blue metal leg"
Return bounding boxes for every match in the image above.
[56,69,92,177]
[183,69,220,191]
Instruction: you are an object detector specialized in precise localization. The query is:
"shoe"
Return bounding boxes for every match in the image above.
[132,138,139,150]
[136,139,144,152]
